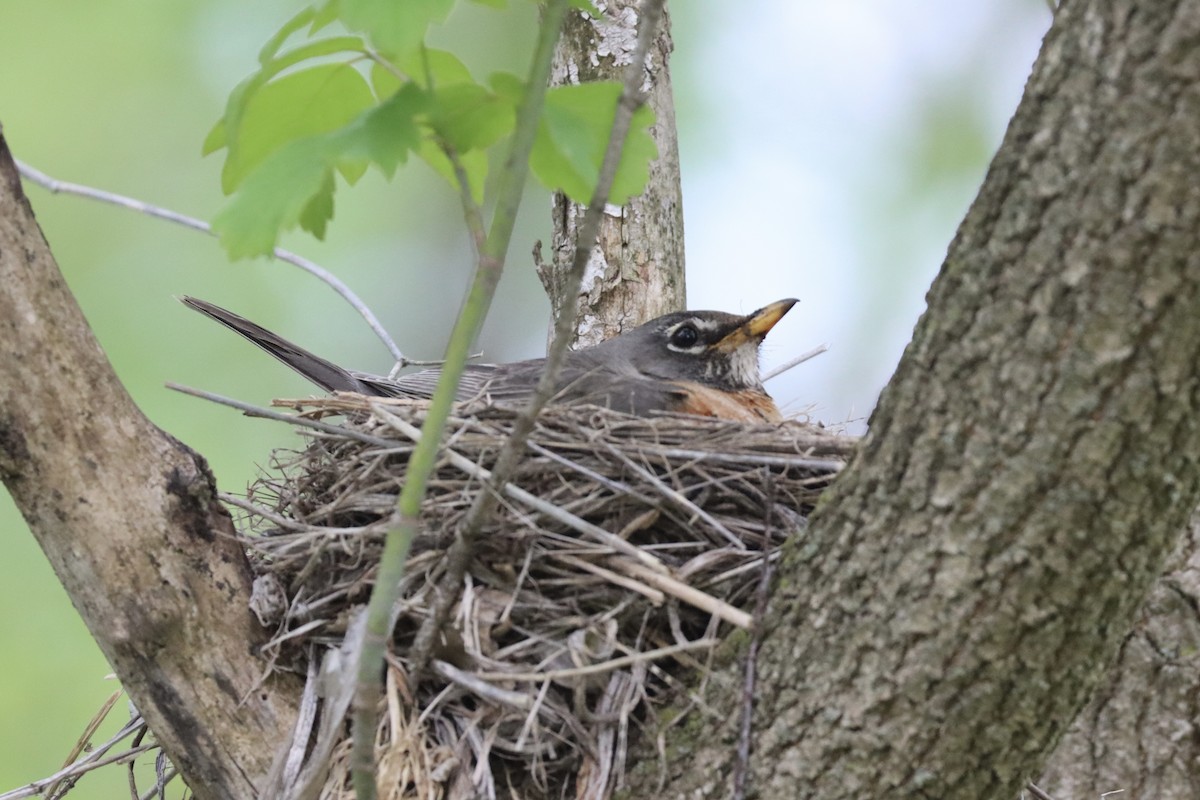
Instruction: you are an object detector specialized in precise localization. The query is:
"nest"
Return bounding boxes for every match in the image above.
[232,395,855,799]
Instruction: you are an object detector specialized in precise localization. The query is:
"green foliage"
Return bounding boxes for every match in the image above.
[567,0,601,15]
[215,63,376,193]
[212,85,426,258]
[533,83,656,205]
[338,0,457,61]
[206,0,655,258]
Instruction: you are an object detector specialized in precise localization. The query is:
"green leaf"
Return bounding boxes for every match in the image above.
[340,0,456,60]
[212,137,338,259]
[419,139,487,204]
[210,38,369,161]
[530,82,657,205]
[336,157,370,185]
[310,0,341,33]
[373,50,473,98]
[221,63,374,193]
[428,83,514,152]
[567,0,601,16]
[400,47,473,88]
[468,0,507,9]
[202,119,226,156]
[213,84,427,258]
[299,170,337,238]
[370,61,403,99]
[338,82,427,178]
[258,6,316,65]
[488,71,524,103]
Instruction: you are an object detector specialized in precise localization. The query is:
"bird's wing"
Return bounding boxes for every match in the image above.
[361,359,703,416]
[387,358,611,407]
[481,352,692,415]
[555,371,690,416]
[355,364,502,401]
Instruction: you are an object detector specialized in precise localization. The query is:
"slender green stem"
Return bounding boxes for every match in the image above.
[446,144,487,255]
[348,2,570,798]
[406,0,668,678]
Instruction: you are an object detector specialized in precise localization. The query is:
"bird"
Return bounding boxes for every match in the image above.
[181,296,798,422]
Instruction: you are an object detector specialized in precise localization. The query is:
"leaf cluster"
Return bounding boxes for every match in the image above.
[204,0,655,258]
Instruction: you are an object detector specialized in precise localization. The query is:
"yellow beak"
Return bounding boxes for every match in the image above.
[718,298,798,350]
[746,298,798,337]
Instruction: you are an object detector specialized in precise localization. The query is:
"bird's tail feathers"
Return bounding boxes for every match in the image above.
[180,296,372,395]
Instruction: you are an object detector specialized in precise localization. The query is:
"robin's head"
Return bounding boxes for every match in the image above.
[592,298,798,389]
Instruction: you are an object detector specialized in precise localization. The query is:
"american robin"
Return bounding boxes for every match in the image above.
[181,296,798,422]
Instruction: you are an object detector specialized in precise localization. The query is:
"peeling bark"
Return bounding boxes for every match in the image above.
[0,134,301,799]
[543,0,686,345]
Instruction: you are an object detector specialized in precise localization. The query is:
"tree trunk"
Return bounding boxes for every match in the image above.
[542,0,686,345]
[0,135,301,800]
[621,1,1200,796]
[1037,515,1200,797]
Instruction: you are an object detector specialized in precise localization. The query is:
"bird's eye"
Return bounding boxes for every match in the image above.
[670,324,699,348]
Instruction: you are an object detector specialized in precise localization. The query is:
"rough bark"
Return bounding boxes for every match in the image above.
[1037,515,1200,797]
[0,133,301,799]
[542,0,686,346]
[621,1,1200,797]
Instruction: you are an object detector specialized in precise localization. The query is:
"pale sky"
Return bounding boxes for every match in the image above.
[679,2,1050,429]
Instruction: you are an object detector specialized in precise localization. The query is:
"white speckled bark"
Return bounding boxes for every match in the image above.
[543,0,686,346]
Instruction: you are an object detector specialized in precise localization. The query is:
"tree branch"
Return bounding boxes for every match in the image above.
[0,133,302,799]
[14,160,406,365]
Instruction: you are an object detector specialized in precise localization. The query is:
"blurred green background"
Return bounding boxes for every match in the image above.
[0,1,1049,795]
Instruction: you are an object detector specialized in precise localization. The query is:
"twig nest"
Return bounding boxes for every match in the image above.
[234,395,854,799]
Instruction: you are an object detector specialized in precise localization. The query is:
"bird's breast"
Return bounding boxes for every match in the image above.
[666,382,782,423]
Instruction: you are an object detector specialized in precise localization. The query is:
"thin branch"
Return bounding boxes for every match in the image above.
[261,653,322,797]
[219,491,381,535]
[430,661,538,710]
[602,442,746,549]
[552,552,667,603]
[616,559,754,630]
[762,343,829,382]
[363,50,408,83]
[631,446,846,472]
[446,144,488,257]
[137,770,178,800]
[14,160,405,365]
[44,689,123,799]
[406,0,669,683]
[165,383,395,447]
[0,724,153,800]
[349,3,572,797]
[1024,782,1059,800]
